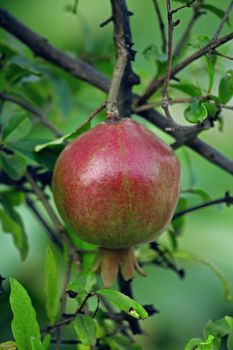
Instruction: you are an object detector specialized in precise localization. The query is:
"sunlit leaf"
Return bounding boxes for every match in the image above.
[219,70,233,104]
[205,54,217,93]
[96,289,148,319]
[10,278,41,350]
[75,314,96,346]
[44,247,60,325]
[184,100,208,124]
[170,83,202,97]
[2,112,31,143]
[35,120,91,152]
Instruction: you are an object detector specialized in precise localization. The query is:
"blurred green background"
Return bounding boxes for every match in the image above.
[0,0,233,349]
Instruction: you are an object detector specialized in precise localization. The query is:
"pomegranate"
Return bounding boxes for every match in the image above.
[52,118,180,286]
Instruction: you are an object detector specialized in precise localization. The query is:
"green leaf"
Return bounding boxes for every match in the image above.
[1,190,25,207]
[35,144,64,170]
[74,314,96,346]
[0,152,27,180]
[0,42,17,60]
[0,341,17,350]
[184,100,208,124]
[143,44,167,63]
[0,208,28,261]
[219,70,233,104]
[204,316,233,339]
[184,338,203,350]
[197,335,215,350]
[96,289,148,319]
[191,35,210,49]
[203,4,231,25]
[9,278,41,350]
[227,332,233,350]
[44,247,60,325]
[170,83,202,97]
[42,333,51,350]
[172,197,188,235]
[182,188,211,202]
[2,112,31,143]
[174,251,232,301]
[205,54,217,93]
[203,102,219,119]
[35,120,91,152]
[6,61,41,86]
[30,337,44,350]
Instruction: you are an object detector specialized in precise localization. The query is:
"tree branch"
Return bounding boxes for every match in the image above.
[117,274,142,334]
[173,4,203,57]
[161,0,174,121]
[0,92,62,137]
[152,0,167,53]
[25,170,80,269]
[1,8,233,176]
[140,31,233,102]
[173,191,233,220]
[106,0,139,121]
[0,7,109,93]
[213,0,233,40]
[25,195,63,250]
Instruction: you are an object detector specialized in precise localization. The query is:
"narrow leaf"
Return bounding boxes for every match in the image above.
[219,70,233,104]
[30,337,44,350]
[0,208,28,261]
[74,314,96,346]
[0,153,27,180]
[205,54,217,93]
[184,100,208,124]
[96,289,148,319]
[35,120,91,152]
[9,278,41,350]
[42,333,51,350]
[2,112,31,143]
[170,83,202,97]
[44,247,60,325]
[184,338,203,350]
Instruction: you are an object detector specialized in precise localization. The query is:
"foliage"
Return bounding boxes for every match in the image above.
[0,1,233,350]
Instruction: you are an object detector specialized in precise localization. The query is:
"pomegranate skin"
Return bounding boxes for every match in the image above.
[52,119,180,249]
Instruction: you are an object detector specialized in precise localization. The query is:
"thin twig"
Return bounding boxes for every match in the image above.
[25,195,63,250]
[25,170,80,270]
[213,0,233,40]
[152,0,167,53]
[140,30,233,102]
[173,5,203,57]
[171,0,196,15]
[0,92,62,137]
[55,255,73,350]
[215,50,233,61]
[1,8,233,176]
[173,191,233,220]
[161,0,174,121]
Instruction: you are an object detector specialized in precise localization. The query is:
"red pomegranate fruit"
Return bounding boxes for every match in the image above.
[52,118,180,286]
